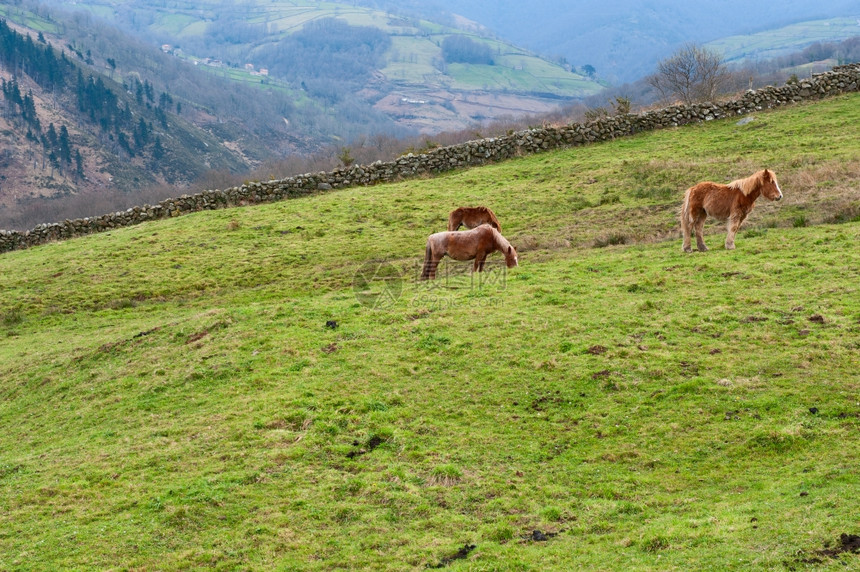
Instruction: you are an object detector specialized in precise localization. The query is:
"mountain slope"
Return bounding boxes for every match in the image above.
[36,0,603,130]
[1,92,859,569]
[0,17,251,210]
[426,0,860,82]
[0,0,604,216]
[706,17,860,64]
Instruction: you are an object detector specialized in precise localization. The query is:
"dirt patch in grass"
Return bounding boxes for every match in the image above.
[789,533,860,568]
[134,326,162,339]
[819,533,860,558]
[186,330,208,344]
[522,529,560,542]
[428,544,476,568]
[346,434,384,459]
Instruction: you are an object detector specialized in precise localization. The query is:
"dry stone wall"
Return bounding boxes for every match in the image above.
[2,63,859,254]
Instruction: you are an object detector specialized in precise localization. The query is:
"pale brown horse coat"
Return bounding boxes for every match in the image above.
[420,224,518,280]
[447,206,502,233]
[680,169,783,252]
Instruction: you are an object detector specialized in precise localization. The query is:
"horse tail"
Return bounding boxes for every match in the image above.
[680,188,693,230]
[420,242,433,280]
[447,209,461,231]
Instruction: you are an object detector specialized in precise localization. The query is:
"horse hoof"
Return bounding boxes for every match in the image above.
[683,247,692,253]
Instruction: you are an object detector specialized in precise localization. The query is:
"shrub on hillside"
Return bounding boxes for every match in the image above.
[441,35,494,65]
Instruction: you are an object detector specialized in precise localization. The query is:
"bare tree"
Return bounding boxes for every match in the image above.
[647,43,729,105]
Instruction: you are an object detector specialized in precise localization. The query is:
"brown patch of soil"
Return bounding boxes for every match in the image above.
[187,331,208,344]
[792,533,860,567]
[523,529,560,542]
[822,533,860,557]
[346,435,385,459]
[428,544,476,568]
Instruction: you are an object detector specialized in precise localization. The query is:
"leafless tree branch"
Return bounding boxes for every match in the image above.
[647,43,728,105]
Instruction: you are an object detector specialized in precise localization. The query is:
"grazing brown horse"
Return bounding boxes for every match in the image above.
[420,224,518,280]
[680,169,783,252]
[447,206,502,233]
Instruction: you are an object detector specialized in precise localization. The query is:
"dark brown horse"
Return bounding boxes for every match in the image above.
[680,169,783,252]
[447,206,502,233]
[420,224,518,280]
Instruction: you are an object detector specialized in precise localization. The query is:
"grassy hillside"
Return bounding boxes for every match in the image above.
[1,94,859,570]
[708,17,860,64]
[426,0,860,83]
[53,0,600,98]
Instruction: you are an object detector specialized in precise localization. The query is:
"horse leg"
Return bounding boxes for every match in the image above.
[420,244,432,280]
[474,253,487,273]
[421,245,442,280]
[681,193,700,253]
[680,209,692,253]
[724,215,745,250]
[694,213,708,252]
[429,253,442,280]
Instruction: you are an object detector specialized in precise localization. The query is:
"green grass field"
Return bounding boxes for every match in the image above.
[1,94,859,570]
[0,4,61,34]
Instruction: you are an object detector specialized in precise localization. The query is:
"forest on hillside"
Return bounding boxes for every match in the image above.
[255,18,392,107]
[7,0,410,147]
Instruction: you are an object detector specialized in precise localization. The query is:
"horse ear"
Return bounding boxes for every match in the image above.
[507,246,513,255]
[764,169,772,180]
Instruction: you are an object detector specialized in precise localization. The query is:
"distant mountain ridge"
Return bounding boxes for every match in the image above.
[423,0,860,82]
[31,0,603,133]
[0,0,603,222]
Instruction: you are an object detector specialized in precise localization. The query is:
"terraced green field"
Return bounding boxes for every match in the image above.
[708,17,860,64]
[1,94,858,570]
[66,0,599,98]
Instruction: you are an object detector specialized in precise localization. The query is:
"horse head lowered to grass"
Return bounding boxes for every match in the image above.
[420,224,518,280]
[680,169,783,252]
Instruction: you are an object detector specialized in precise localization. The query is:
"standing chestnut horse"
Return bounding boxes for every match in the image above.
[447,206,502,233]
[680,169,783,252]
[420,224,518,280]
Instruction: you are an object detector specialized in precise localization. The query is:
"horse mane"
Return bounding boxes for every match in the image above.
[477,206,502,229]
[490,226,513,253]
[728,169,769,196]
